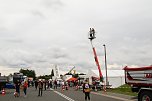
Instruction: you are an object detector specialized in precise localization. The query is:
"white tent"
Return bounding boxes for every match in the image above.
[86,70,125,88]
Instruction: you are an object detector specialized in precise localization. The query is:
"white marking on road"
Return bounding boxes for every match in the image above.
[54,90,75,101]
[91,92,135,101]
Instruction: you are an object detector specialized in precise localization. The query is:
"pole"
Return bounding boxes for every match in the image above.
[103,44,108,86]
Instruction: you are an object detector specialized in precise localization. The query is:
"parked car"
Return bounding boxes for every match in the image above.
[5,83,15,89]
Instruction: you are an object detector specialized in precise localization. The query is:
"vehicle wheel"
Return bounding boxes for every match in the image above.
[139,91,152,101]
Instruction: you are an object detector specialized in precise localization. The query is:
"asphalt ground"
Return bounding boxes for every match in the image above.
[0,87,138,101]
[0,87,68,101]
[91,90,137,101]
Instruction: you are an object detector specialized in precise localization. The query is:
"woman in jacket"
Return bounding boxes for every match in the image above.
[83,80,91,101]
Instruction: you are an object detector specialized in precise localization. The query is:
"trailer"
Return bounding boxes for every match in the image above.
[124,66,152,101]
[13,72,24,83]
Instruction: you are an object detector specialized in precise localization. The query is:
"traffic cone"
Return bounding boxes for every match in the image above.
[62,85,65,91]
[75,85,78,90]
[1,89,6,96]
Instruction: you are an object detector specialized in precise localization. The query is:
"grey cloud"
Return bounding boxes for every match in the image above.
[4,39,24,43]
[42,0,64,8]
[42,46,71,60]
[0,47,46,68]
[0,0,152,75]
[0,27,7,32]
[0,49,29,67]
[52,50,69,59]
[31,10,45,18]
[107,43,152,66]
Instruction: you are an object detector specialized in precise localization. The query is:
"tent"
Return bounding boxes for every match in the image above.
[67,77,78,82]
[86,69,125,88]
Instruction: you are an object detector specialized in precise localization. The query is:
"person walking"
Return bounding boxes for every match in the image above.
[15,80,21,97]
[54,80,57,89]
[47,80,50,89]
[38,80,43,96]
[28,80,30,87]
[83,80,91,101]
[35,80,38,90]
[23,81,28,97]
[44,80,47,90]
[50,80,52,88]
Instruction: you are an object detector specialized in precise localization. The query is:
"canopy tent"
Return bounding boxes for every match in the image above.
[86,70,124,78]
[86,69,125,88]
[67,77,78,82]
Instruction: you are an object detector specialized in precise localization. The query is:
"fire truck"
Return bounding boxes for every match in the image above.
[124,66,152,101]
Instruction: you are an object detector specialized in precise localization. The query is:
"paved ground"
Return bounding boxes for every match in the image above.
[0,87,68,101]
[91,91,137,101]
[0,87,138,101]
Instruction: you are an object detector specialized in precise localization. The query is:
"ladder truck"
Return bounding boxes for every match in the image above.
[124,66,152,101]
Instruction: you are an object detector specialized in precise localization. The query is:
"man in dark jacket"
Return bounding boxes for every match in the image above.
[38,80,43,96]
[15,80,21,97]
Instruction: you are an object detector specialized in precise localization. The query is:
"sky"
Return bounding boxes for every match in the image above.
[0,0,152,76]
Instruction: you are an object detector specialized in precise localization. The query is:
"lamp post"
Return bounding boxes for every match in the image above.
[103,44,108,86]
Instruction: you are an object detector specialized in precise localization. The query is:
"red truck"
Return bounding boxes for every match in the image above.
[124,66,152,101]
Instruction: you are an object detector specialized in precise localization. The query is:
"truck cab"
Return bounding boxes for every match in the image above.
[124,66,152,101]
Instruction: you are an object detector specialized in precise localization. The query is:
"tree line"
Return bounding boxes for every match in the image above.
[19,69,54,80]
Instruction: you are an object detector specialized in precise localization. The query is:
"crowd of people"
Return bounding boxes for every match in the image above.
[14,79,91,100]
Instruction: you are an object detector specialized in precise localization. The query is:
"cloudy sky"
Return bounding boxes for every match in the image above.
[0,0,152,76]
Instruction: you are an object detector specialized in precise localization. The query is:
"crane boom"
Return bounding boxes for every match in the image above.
[67,66,75,74]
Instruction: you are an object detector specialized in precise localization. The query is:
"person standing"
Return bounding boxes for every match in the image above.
[38,80,43,96]
[54,80,57,89]
[28,80,30,87]
[44,80,47,90]
[15,80,21,97]
[35,80,38,90]
[47,80,50,89]
[57,80,60,87]
[83,80,91,101]
[23,81,28,97]
[50,80,52,88]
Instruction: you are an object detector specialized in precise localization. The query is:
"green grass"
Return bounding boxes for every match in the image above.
[106,84,138,96]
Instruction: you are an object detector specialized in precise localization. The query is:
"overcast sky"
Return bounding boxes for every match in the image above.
[0,0,152,76]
